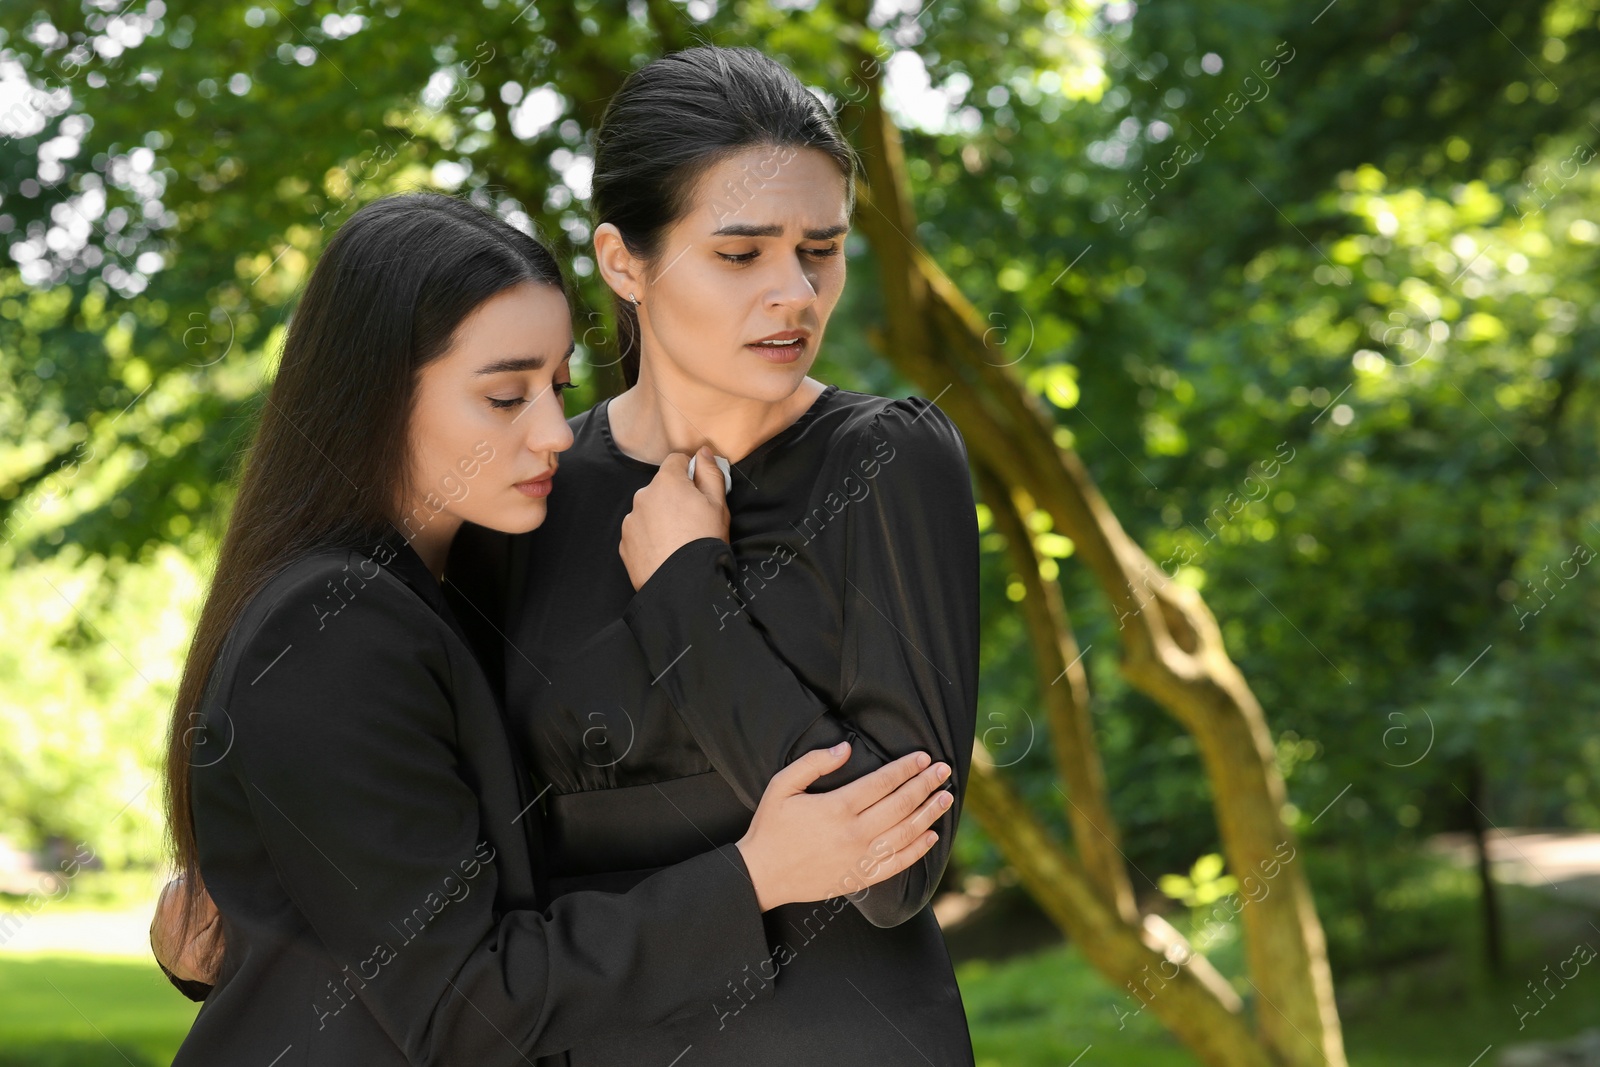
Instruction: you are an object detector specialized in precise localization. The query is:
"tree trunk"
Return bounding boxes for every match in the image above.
[974,463,1137,923]
[965,750,1274,1067]
[1466,760,1505,977]
[841,24,1347,1067]
[974,462,1245,1016]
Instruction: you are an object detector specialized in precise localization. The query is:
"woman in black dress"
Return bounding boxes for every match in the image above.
[445,46,980,1066]
[154,191,954,1065]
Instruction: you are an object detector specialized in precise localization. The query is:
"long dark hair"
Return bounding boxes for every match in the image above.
[163,191,566,945]
[591,45,858,385]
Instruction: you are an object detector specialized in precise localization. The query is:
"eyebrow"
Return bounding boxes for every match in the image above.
[473,340,576,376]
[711,222,850,240]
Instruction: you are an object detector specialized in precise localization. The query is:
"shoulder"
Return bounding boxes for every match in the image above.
[827,393,978,565]
[199,546,459,763]
[250,544,429,631]
[545,400,627,485]
[220,545,447,702]
[801,391,975,533]
[563,402,606,463]
[199,548,462,781]
[567,402,600,439]
[826,390,969,475]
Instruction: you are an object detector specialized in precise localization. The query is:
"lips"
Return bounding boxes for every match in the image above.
[513,469,555,498]
[747,329,811,363]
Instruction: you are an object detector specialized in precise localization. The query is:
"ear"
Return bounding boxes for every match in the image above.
[593,223,648,303]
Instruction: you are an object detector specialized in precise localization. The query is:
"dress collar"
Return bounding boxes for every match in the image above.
[368,524,452,620]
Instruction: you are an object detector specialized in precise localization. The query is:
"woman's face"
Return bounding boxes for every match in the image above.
[612,145,850,403]
[402,281,575,538]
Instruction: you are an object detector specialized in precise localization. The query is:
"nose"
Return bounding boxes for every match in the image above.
[518,381,574,458]
[765,250,819,312]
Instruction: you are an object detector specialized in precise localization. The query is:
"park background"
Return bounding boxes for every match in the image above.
[3,0,1600,1064]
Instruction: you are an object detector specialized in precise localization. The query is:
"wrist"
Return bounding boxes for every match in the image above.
[626,536,727,596]
[735,836,781,912]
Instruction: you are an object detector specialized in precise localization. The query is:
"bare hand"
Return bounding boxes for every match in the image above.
[735,743,953,911]
[619,446,729,590]
[150,876,224,985]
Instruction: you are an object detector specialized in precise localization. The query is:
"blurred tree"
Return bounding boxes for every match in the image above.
[4,0,1600,1063]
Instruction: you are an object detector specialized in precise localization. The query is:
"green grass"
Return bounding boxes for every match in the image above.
[0,956,199,1067]
[10,947,1190,1067]
[960,948,1197,1067]
[2,897,1596,1067]
[1335,950,1600,1067]
[958,935,1600,1067]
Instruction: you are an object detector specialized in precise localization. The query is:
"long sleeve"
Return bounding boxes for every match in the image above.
[621,397,980,928]
[832,399,980,924]
[620,537,884,800]
[208,563,774,1064]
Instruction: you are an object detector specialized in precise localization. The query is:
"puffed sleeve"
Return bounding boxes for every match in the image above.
[209,559,774,1063]
[622,397,980,927]
[620,534,883,801]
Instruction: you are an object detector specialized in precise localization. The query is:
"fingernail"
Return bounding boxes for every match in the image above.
[916,752,931,769]
[938,792,953,808]
[830,741,848,755]
[937,764,950,781]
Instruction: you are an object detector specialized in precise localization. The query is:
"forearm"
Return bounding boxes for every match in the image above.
[412,844,773,1061]
[219,564,776,1060]
[621,537,887,806]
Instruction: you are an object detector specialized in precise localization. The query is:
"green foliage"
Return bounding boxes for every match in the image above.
[1,1,1597,1002]
[1159,852,1239,909]
[0,545,200,867]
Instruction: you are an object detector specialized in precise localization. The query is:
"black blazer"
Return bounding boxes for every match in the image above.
[172,527,778,1066]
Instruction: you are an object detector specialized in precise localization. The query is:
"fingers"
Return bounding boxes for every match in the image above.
[833,750,931,813]
[853,784,951,890]
[656,452,691,482]
[767,741,853,797]
[859,758,950,829]
[690,446,728,507]
[151,879,194,976]
[845,792,948,892]
[179,917,223,983]
[150,877,185,947]
[893,783,954,848]
[854,825,939,889]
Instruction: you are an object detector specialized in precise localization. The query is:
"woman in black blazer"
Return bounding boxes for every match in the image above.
[157,191,954,1066]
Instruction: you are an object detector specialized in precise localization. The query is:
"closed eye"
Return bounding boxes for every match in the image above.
[490,381,576,409]
[716,245,841,264]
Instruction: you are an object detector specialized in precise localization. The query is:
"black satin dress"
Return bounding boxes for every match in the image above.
[447,384,980,1067]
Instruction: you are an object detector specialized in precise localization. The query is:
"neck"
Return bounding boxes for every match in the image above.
[612,356,826,466]
[395,512,462,584]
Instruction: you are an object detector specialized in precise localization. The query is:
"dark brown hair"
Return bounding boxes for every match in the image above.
[591,45,858,385]
[162,191,566,949]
